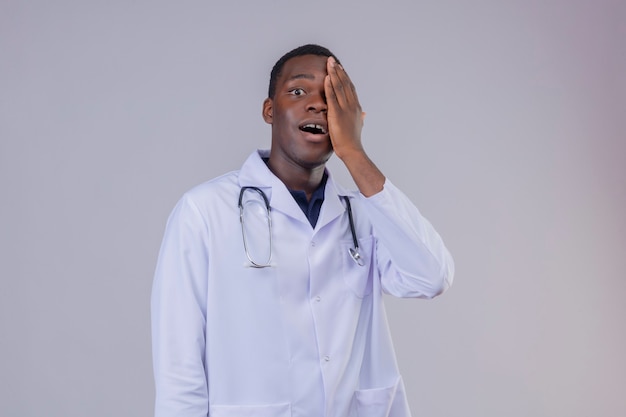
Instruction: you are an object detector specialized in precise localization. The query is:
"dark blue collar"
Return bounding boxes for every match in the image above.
[288,173,327,228]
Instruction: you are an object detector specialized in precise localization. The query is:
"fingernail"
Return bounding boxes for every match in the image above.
[329,56,336,67]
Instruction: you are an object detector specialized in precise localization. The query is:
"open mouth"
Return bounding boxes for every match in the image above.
[299,123,327,135]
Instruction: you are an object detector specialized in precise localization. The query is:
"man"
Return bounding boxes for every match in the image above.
[152,44,454,417]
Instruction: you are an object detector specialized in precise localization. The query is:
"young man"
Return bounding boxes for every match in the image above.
[152,44,454,417]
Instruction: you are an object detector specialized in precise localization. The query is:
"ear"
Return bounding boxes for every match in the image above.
[262,98,273,124]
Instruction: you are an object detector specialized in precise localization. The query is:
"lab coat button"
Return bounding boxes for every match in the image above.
[315,296,321,302]
[311,241,316,247]
[323,355,330,362]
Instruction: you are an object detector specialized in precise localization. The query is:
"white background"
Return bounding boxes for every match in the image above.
[1,1,625,416]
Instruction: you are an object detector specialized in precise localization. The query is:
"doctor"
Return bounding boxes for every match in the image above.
[151,44,454,417]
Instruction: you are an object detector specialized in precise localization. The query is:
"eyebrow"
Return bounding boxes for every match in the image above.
[287,73,316,81]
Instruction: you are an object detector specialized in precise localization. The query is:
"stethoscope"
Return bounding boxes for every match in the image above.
[238,186,364,268]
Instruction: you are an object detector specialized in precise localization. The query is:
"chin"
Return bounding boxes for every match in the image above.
[298,150,333,169]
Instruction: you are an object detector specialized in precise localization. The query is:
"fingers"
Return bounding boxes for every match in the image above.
[324,57,366,156]
[326,57,359,110]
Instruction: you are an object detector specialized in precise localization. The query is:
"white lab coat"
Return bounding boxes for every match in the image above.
[152,150,454,417]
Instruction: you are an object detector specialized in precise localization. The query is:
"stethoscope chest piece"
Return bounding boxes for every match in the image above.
[349,247,365,266]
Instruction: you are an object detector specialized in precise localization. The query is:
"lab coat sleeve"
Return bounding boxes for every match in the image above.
[151,194,209,417]
[361,179,454,299]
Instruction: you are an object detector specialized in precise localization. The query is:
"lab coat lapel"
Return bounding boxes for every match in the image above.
[238,150,273,191]
[315,174,348,231]
[238,150,310,225]
[268,175,311,224]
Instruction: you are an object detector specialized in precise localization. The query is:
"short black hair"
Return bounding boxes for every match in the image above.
[268,44,340,98]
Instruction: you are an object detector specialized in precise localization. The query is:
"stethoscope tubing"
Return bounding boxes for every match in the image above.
[239,186,273,268]
[238,187,363,267]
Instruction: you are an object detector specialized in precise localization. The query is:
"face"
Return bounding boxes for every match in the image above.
[263,54,332,173]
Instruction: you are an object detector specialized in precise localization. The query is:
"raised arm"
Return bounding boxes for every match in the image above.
[325,56,385,197]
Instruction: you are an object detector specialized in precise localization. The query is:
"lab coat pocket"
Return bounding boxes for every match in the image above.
[341,235,374,298]
[354,381,398,417]
[209,402,291,417]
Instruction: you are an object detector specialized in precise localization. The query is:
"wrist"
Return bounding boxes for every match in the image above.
[333,142,364,161]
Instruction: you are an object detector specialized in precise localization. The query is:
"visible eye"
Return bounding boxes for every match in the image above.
[289,88,305,96]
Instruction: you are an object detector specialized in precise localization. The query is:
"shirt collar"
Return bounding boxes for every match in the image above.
[238,150,348,228]
[288,173,327,228]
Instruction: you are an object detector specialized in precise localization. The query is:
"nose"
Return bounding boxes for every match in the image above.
[306,93,327,113]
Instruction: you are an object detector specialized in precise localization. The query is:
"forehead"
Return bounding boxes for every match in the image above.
[277,54,328,85]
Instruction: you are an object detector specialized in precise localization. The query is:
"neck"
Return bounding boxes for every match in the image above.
[266,157,326,199]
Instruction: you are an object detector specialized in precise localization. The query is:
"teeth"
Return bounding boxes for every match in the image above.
[302,123,327,134]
